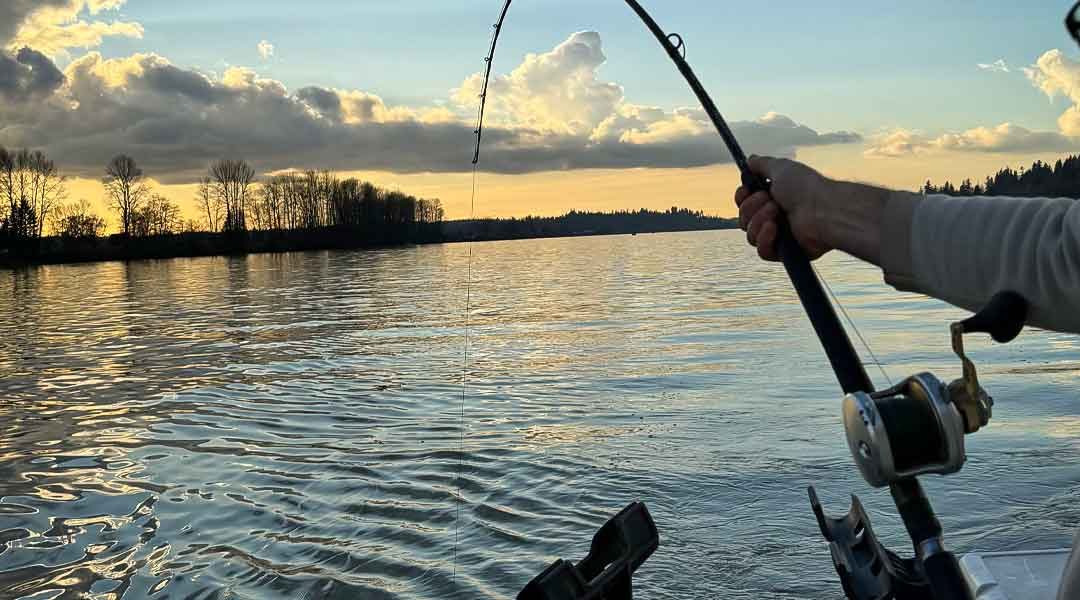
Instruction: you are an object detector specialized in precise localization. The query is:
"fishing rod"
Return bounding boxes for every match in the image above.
[472,0,872,395]
[468,2,1031,599]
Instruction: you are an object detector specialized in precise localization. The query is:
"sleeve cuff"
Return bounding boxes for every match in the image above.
[880,191,921,292]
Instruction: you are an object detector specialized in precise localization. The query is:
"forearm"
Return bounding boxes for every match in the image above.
[818,178,894,267]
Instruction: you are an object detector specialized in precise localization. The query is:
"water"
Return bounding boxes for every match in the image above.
[1,230,1079,599]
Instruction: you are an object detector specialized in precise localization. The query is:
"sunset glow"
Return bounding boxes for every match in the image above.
[3,1,1079,226]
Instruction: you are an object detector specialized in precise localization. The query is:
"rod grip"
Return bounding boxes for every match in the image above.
[742,169,874,395]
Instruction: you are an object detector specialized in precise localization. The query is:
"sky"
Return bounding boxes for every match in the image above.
[3,0,1080,225]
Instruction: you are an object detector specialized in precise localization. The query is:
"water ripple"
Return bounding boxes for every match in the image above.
[1,232,1078,599]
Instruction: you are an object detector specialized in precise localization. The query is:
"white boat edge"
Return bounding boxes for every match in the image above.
[960,549,1072,600]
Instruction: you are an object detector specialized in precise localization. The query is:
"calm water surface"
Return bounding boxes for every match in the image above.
[1,230,1079,599]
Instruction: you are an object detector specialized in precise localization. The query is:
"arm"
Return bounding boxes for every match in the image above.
[887,191,1080,333]
[736,156,1080,334]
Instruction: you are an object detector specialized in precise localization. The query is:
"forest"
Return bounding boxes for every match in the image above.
[0,149,445,265]
[443,208,736,242]
[0,146,735,267]
[17,146,1075,268]
[922,154,1080,197]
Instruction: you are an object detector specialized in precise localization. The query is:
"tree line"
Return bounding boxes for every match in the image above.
[443,207,737,242]
[922,154,1080,198]
[0,148,444,256]
[0,148,68,246]
[204,164,445,235]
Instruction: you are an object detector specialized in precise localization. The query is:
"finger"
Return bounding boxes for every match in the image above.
[748,155,774,179]
[757,220,779,261]
[747,201,780,246]
[738,191,771,230]
[734,185,751,207]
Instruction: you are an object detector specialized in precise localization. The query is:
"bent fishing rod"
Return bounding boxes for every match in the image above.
[469,2,1031,599]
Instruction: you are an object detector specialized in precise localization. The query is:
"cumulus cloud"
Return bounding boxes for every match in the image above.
[0,1,69,47]
[977,59,1010,73]
[6,0,142,58]
[454,31,623,137]
[453,31,859,170]
[1025,49,1080,137]
[0,31,860,182]
[0,47,66,101]
[865,123,1075,158]
[257,40,274,60]
[863,129,931,158]
[1025,50,1080,102]
[932,123,1074,152]
[867,49,1080,158]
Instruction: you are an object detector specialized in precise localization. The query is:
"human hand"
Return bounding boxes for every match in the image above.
[734,156,833,262]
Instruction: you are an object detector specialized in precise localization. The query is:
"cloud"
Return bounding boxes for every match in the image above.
[454,31,623,137]
[0,32,860,183]
[865,124,1075,158]
[977,59,1010,73]
[452,31,859,169]
[1025,50,1080,102]
[932,123,1074,153]
[0,1,70,47]
[0,47,66,101]
[864,129,931,158]
[868,49,1080,158]
[5,0,142,58]
[1025,49,1080,136]
[257,40,274,60]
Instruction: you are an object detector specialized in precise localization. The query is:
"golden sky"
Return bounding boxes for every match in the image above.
[65,146,1074,230]
[13,2,1080,231]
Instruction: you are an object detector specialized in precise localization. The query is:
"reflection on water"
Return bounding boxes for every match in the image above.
[1,230,1078,599]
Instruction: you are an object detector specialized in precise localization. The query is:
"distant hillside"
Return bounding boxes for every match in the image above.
[923,154,1080,197]
[442,208,738,242]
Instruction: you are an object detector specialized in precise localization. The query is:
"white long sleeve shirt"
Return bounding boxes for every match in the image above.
[880,192,1080,598]
[882,192,1080,333]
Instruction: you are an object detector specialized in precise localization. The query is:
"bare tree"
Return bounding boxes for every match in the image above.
[208,159,255,232]
[256,176,286,231]
[196,176,222,232]
[104,154,149,235]
[0,148,66,240]
[23,150,67,238]
[0,147,15,236]
[50,199,106,239]
[131,194,181,237]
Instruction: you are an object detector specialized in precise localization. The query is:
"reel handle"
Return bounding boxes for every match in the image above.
[958,291,1028,344]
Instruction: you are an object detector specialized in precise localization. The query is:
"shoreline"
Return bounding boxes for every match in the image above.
[0,223,738,269]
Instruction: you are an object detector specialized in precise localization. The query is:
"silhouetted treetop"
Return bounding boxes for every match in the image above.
[923,155,1080,198]
[104,154,149,236]
[444,207,735,242]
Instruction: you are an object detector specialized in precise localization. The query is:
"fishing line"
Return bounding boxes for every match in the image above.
[812,263,893,387]
[455,0,887,587]
[452,19,498,586]
[451,168,475,587]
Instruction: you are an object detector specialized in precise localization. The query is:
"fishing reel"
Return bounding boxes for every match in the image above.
[842,291,1028,488]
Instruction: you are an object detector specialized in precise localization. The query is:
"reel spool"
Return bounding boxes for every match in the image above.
[844,373,965,488]
[840,292,1028,488]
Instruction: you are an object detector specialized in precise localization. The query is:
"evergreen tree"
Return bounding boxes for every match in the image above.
[925,154,1080,199]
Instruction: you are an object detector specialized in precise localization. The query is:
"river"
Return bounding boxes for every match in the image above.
[1,230,1079,599]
